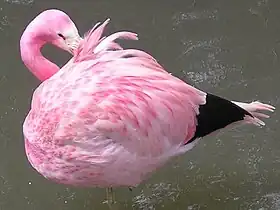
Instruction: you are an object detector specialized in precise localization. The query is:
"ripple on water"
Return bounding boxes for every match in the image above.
[4,0,34,5]
[238,192,280,210]
[172,9,219,26]
[249,0,270,27]
[0,7,10,32]
[179,37,243,90]
[0,175,12,206]
[132,182,182,210]
[263,193,280,210]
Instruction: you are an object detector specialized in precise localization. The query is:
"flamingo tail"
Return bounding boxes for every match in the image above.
[189,93,275,141]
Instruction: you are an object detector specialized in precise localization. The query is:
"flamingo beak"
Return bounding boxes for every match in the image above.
[52,35,82,55]
[66,35,83,54]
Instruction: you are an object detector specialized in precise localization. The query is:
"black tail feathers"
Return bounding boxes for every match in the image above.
[188,93,252,144]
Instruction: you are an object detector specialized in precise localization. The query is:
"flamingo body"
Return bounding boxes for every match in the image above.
[24,40,206,187]
[21,10,275,188]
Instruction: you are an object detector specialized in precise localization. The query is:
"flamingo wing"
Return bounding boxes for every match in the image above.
[42,62,206,158]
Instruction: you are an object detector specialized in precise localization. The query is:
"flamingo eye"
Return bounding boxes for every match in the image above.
[58,33,66,40]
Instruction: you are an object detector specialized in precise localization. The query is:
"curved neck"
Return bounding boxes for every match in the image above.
[20,30,59,81]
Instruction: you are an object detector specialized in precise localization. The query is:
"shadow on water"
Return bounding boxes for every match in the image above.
[0,0,280,209]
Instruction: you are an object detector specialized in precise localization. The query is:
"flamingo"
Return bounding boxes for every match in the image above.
[20,9,275,206]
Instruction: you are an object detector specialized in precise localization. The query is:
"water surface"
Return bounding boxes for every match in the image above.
[0,0,279,209]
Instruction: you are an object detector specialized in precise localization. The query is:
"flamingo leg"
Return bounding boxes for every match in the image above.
[106,187,116,209]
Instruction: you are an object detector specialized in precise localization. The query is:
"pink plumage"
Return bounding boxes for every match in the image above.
[21,10,275,188]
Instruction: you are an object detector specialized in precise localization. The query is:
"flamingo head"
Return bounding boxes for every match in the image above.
[24,9,82,54]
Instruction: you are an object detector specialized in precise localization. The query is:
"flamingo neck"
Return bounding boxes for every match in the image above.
[20,31,59,81]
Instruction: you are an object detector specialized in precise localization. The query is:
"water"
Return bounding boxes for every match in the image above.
[0,0,279,209]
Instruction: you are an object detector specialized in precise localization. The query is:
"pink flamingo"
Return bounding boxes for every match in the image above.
[20,9,275,205]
